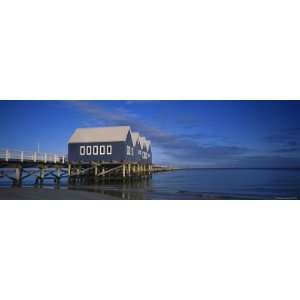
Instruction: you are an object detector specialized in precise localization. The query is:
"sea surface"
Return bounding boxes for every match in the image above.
[1,168,300,199]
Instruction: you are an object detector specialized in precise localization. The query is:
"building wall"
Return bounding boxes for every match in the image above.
[68,131,135,163]
[68,141,126,163]
[147,146,152,164]
[125,131,135,162]
[140,145,148,164]
[134,142,142,163]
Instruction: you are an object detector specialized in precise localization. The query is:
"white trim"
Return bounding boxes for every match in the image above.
[107,145,112,155]
[86,146,92,155]
[80,146,85,156]
[93,145,98,155]
[100,145,105,155]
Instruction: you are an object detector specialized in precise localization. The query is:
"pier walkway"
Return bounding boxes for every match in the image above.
[0,149,66,164]
[0,149,160,186]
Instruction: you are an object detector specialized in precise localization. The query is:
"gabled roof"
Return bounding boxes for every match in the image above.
[131,132,141,147]
[139,136,147,150]
[69,126,131,143]
[145,140,151,151]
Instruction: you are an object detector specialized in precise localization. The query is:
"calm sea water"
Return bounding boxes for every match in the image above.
[1,168,300,199]
[147,169,300,199]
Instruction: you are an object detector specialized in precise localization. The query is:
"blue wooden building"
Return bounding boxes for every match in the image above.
[68,126,152,166]
[131,132,142,163]
[139,136,149,164]
[145,139,152,164]
[68,126,135,163]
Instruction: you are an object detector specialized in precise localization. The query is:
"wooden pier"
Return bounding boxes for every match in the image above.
[0,149,156,186]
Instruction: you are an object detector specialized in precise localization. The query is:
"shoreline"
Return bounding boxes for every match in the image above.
[0,187,120,200]
[1,186,298,200]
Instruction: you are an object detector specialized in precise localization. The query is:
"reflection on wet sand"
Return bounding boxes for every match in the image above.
[68,175,153,200]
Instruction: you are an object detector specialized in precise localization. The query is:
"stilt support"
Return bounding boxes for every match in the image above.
[122,164,126,178]
[15,165,22,185]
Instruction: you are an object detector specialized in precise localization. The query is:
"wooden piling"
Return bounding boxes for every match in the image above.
[76,166,80,183]
[40,166,45,184]
[56,166,61,184]
[128,163,131,177]
[15,165,22,185]
[122,164,126,178]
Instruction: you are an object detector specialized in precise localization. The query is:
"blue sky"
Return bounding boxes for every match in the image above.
[1,100,299,167]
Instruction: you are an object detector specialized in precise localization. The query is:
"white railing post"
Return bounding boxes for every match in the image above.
[5,150,9,161]
[62,156,65,164]
[34,152,37,162]
[44,153,47,163]
[21,151,24,162]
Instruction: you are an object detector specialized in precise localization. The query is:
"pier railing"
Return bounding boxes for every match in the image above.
[0,149,67,164]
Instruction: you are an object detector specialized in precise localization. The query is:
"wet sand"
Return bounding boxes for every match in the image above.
[0,187,120,200]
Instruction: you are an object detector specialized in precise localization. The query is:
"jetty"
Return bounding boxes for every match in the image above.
[0,149,173,186]
[0,125,178,186]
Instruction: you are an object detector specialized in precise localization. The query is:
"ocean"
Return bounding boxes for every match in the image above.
[1,168,300,199]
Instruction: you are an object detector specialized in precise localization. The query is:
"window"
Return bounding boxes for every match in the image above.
[127,145,130,155]
[107,145,112,155]
[100,145,105,155]
[80,146,85,156]
[93,145,98,155]
[86,146,92,155]
[138,150,141,155]
[131,147,134,156]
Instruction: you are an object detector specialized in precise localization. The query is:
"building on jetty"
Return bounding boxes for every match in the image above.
[68,126,152,180]
[0,126,155,186]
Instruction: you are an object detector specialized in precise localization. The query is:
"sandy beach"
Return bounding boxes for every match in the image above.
[0,187,120,200]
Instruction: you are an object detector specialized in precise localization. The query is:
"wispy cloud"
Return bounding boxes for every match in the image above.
[67,101,252,166]
[266,127,300,154]
[125,100,160,105]
[228,155,300,168]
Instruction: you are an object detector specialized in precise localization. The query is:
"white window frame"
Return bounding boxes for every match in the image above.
[93,145,98,155]
[100,145,105,155]
[86,146,92,155]
[80,146,85,156]
[107,145,112,155]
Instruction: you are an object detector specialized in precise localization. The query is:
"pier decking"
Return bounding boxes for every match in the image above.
[0,149,158,186]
